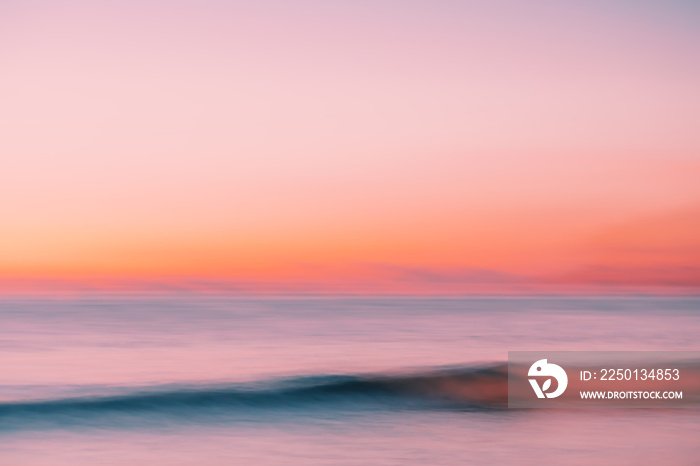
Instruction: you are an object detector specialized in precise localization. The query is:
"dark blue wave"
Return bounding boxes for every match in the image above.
[0,366,507,431]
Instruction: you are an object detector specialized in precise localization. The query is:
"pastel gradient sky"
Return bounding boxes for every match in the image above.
[2,0,699,293]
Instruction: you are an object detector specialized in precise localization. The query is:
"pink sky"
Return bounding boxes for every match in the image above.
[2,0,699,293]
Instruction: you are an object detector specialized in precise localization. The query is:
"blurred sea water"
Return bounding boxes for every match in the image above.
[1,295,699,464]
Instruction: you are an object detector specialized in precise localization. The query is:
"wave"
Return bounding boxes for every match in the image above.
[0,365,508,431]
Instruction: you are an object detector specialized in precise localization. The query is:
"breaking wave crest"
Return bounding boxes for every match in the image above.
[0,365,508,431]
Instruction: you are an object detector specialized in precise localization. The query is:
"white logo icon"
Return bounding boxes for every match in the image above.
[528,359,568,398]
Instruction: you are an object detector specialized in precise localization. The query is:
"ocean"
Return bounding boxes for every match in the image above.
[1,296,699,464]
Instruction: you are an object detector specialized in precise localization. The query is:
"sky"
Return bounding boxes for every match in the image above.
[1,0,699,294]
